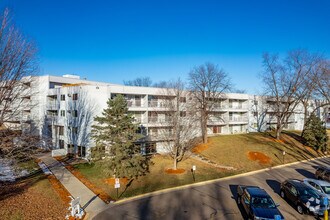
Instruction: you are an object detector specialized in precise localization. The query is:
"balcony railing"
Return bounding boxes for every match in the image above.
[228,105,247,110]
[213,104,228,109]
[148,101,168,108]
[46,101,60,110]
[133,117,147,124]
[127,100,146,108]
[148,117,173,124]
[229,116,248,122]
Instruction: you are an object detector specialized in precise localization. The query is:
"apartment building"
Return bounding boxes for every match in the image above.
[4,74,329,158]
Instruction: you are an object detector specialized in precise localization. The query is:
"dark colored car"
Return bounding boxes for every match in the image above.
[237,185,284,220]
[315,166,330,182]
[280,179,327,216]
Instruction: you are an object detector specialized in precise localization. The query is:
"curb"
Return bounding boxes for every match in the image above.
[114,155,330,205]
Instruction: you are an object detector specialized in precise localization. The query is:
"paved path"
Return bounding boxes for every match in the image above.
[95,157,330,220]
[40,154,108,219]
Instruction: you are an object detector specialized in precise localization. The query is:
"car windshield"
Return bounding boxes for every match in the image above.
[299,187,320,198]
[251,196,276,208]
[321,186,330,194]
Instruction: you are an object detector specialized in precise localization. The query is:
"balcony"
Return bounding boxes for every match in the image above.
[228,105,248,110]
[213,104,228,111]
[229,116,248,123]
[148,101,169,108]
[127,100,146,108]
[148,117,172,125]
[133,117,147,124]
[208,116,228,125]
[46,101,60,110]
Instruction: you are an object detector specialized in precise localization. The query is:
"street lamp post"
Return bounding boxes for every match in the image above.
[191,165,196,182]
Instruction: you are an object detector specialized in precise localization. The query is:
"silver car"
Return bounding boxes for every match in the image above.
[303,178,330,200]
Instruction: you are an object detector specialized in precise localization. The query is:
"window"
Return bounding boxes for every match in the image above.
[289,186,298,196]
[60,110,65,117]
[60,94,65,101]
[72,110,78,117]
[59,139,64,149]
[180,111,186,117]
[242,193,250,204]
[72,93,78,100]
[58,126,64,135]
[180,97,186,103]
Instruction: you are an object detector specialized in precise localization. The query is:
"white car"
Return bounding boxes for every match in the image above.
[303,178,330,200]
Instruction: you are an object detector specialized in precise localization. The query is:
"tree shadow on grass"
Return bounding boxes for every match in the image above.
[119,179,134,199]
[0,173,47,202]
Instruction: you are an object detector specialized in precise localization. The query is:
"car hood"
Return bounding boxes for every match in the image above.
[251,207,283,219]
[300,196,325,208]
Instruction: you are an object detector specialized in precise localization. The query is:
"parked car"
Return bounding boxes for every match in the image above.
[315,166,330,182]
[303,178,330,200]
[237,185,284,220]
[280,179,327,216]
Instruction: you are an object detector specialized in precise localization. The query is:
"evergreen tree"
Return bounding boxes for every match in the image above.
[91,95,150,179]
[302,113,328,151]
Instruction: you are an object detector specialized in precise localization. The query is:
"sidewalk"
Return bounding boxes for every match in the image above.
[40,154,108,219]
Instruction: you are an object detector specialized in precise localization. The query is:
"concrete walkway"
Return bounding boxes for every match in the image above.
[40,154,108,219]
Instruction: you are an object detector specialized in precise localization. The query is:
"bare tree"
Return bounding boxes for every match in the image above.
[314,60,330,104]
[0,9,37,127]
[157,79,199,170]
[0,9,40,163]
[188,62,231,143]
[261,50,321,139]
[153,80,168,88]
[123,77,153,87]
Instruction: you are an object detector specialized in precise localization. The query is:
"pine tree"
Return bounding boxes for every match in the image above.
[91,95,150,179]
[302,113,328,151]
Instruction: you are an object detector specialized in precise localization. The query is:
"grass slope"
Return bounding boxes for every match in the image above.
[75,131,329,200]
[199,131,326,173]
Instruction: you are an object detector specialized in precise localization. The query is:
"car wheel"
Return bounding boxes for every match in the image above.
[237,196,241,205]
[280,190,285,199]
[297,204,304,214]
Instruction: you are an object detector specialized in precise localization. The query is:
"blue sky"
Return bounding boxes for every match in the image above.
[1,0,329,94]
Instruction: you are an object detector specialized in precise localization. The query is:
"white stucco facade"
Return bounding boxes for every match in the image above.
[6,75,329,158]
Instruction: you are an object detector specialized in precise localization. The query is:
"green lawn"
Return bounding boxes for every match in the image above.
[75,131,329,200]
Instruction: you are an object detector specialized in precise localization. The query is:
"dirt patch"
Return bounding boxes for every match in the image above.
[165,168,185,174]
[247,151,271,164]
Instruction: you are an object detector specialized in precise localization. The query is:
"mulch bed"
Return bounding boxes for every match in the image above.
[192,143,209,153]
[247,151,271,164]
[165,168,186,174]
